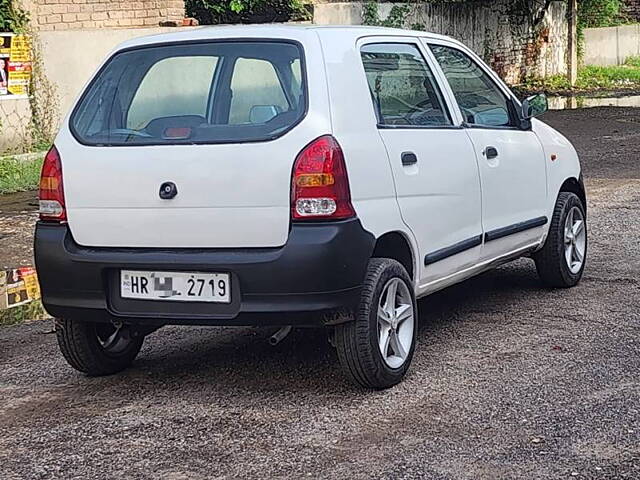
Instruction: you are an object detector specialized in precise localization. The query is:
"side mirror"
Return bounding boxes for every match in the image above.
[522,93,548,119]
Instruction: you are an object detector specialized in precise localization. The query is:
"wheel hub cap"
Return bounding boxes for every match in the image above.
[377,278,414,369]
[564,206,586,274]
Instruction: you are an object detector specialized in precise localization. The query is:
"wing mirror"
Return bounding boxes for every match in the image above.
[521,93,548,120]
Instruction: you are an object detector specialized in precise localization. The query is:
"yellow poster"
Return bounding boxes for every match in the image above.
[9,35,31,63]
[8,64,31,96]
[21,268,41,301]
[1,268,41,310]
[0,35,11,57]
[8,35,31,96]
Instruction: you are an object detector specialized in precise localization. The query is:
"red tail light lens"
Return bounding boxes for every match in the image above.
[39,146,66,222]
[291,135,355,221]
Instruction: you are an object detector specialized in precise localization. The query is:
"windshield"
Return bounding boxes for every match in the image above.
[70,41,306,146]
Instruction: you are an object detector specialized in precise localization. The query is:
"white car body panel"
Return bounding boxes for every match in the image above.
[56,25,583,296]
[57,28,331,248]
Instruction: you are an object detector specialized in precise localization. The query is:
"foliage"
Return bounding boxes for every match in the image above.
[0,300,48,326]
[363,3,413,29]
[185,0,309,25]
[519,62,640,92]
[625,56,640,67]
[362,0,555,33]
[578,0,626,28]
[28,33,59,152]
[0,153,44,194]
[0,0,29,33]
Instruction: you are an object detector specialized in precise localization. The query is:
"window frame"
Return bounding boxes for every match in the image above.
[358,38,462,131]
[68,38,309,147]
[422,38,525,132]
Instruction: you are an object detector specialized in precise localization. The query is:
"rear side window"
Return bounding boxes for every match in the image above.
[360,43,451,127]
[229,58,289,124]
[71,41,306,146]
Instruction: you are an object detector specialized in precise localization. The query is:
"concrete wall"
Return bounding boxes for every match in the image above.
[0,97,32,152]
[0,26,194,152]
[40,26,194,120]
[313,0,568,84]
[583,25,640,66]
[22,0,185,31]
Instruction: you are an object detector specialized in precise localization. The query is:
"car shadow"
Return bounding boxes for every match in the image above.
[118,258,546,393]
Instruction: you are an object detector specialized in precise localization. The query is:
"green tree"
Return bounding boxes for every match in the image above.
[186,0,308,25]
[0,0,29,33]
[578,0,625,28]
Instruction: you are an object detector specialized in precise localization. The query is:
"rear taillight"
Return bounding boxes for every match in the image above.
[291,135,355,221]
[39,146,66,222]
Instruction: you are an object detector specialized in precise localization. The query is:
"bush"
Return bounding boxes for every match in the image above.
[0,154,44,194]
[578,0,626,28]
[185,0,308,25]
[0,0,29,32]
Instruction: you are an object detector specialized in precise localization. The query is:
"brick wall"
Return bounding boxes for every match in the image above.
[315,0,569,83]
[27,0,185,31]
[623,0,640,21]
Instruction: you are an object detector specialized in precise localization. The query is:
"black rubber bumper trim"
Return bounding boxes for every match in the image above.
[424,235,483,266]
[484,216,548,243]
[35,218,375,326]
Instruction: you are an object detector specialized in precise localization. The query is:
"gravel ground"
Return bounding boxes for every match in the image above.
[0,190,38,270]
[1,107,639,480]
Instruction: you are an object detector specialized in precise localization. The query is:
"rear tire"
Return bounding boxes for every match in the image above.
[335,258,417,390]
[56,319,144,376]
[534,192,587,288]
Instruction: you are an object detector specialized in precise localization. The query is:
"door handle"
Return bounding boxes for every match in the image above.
[401,152,418,166]
[484,146,499,159]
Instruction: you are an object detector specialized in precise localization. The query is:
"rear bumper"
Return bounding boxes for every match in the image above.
[34,219,375,326]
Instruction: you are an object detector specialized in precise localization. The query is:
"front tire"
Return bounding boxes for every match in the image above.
[534,192,587,288]
[335,258,417,389]
[56,319,144,376]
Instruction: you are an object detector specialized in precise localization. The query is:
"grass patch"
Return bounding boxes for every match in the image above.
[0,300,49,326]
[0,154,45,194]
[624,56,640,68]
[520,61,640,93]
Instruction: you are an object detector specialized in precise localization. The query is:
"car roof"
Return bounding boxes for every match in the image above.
[115,24,458,50]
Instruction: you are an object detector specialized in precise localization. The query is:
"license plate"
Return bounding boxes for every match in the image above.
[120,270,230,303]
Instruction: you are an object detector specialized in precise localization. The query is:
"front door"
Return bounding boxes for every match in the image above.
[359,40,483,290]
[427,41,548,260]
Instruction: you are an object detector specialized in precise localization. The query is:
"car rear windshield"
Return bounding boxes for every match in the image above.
[70,41,306,146]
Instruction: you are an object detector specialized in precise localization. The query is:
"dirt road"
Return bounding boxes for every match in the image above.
[1,107,639,479]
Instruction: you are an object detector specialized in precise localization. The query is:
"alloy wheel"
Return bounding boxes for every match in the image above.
[564,206,586,274]
[377,278,415,369]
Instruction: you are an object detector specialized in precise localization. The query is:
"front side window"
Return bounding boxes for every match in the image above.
[429,45,512,128]
[71,41,305,145]
[361,43,451,127]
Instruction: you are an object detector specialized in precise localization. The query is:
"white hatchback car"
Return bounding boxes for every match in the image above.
[36,25,587,389]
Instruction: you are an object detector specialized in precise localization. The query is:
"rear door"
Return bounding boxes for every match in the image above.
[359,38,483,288]
[58,38,329,248]
[426,41,548,259]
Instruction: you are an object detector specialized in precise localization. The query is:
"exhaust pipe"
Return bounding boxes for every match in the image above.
[269,326,292,346]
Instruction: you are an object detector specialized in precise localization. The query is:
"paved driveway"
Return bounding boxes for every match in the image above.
[1,107,639,479]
